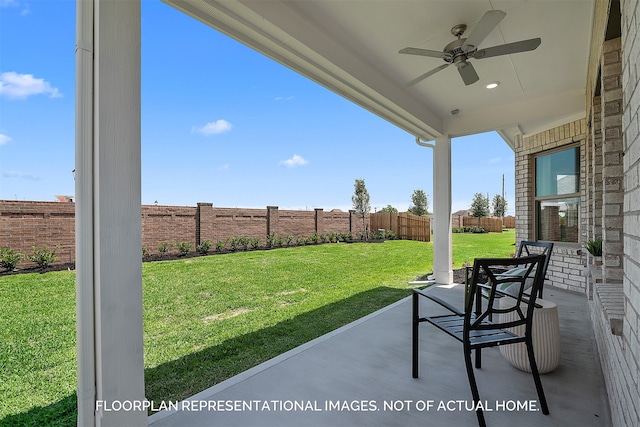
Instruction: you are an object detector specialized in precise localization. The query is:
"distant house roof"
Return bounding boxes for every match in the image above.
[453,209,470,217]
[55,195,75,203]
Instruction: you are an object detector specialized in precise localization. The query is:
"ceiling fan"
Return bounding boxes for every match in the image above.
[399,10,541,86]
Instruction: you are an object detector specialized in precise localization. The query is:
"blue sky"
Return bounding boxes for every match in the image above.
[0,0,515,215]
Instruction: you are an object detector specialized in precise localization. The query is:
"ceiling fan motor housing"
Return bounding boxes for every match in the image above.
[443,38,470,66]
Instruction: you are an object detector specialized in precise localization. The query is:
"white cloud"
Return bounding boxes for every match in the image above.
[217,164,230,170]
[193,119,232,136]
[0,134,11,145]
[275,96,294,101]
[0,72,61,99]
[488,157,502,164]
[2,171,41,181]
[280,154,309,167]
[0,0,28,14]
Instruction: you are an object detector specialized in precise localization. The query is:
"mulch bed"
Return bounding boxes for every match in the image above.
[0,262,77,277]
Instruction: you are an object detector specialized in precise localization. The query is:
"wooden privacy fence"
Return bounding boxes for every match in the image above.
[503,216,515,228]
[370,212,431,242]
[462,216,504,233]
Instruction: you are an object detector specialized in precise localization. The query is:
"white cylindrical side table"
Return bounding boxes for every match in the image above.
[498,296,561,374]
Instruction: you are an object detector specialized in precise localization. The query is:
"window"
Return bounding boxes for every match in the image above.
[535,146,580,242]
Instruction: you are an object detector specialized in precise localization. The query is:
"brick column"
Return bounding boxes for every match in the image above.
[591,98,603,240]
[513,134,532,243]
[314,208,324,235]
[600,37,624,283]
[196,202,214,246]
[267,206,279,237]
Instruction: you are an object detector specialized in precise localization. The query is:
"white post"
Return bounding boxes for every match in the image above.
[432,136,453,284]
[75,1,146,426]
[75,0,95,424]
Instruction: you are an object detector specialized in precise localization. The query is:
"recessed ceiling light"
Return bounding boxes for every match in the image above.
[486,81,500,89]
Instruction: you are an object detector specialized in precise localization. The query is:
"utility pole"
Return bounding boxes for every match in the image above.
[502,173,505,219]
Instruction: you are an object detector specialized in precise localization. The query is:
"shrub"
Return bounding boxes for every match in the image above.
[452,227,465,233]
[286,235,294,246]
[296,236,307,246]
[238,236,250,251]
[0,247,24,271]
[142,246,149,257]
[250,238,260,249]
[196,240,212,255]
[373,230,385,240]
[385,230,396,240]
[157,242,170,253]
[176,241,192,256]
[229,237,240,251]
[266,233,277,249]
[28,245,59,268]
[309,233,320,244]
[215,239,227,252]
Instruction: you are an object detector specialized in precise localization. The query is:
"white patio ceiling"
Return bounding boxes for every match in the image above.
[163,0,594,148]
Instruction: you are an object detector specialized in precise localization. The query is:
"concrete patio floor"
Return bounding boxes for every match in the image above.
[149,283,610,427]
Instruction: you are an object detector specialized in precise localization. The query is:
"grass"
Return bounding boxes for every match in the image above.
[452,228,516,267]
[0,230,514,425]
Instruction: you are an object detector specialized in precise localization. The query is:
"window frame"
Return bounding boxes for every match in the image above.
[533,144,581,244]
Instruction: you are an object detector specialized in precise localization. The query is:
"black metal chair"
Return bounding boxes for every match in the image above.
[412,255,550,427]
[513,241,554,298]
[467,241,553,313]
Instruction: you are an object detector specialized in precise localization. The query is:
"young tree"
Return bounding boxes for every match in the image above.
[408,189,429,216]
[380,204,398,213]
[469,192,490,218]
[492,194,508,217]
[352,179,371,238]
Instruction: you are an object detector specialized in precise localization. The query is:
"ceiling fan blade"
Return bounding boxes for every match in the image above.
[407,63,450,86]
[458,62,479,86]
[462,10,506,51]
[399,47,452,61]
[474,38,541,59]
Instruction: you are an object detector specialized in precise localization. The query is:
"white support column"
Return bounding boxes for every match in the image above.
[432,136,453,284]
[76,1,146,426]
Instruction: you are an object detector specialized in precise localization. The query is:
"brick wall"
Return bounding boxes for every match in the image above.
[0,201,76,265]
[591,0,640,424]
[0,200,364,268]
[514,119,588,292]
[142,205,197,251]
[601,37,625,283]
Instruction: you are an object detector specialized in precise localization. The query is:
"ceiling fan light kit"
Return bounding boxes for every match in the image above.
[400,10,541,86]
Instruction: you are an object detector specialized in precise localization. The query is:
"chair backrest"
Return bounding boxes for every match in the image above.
[517,241,554,296]
[464,255,546,335]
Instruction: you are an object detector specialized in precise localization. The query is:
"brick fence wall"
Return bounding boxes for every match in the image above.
[0,200,368,268]
[0,201,77,265]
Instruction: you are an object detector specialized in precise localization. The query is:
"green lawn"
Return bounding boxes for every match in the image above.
[0,230,514,426]
[452,228,517,267]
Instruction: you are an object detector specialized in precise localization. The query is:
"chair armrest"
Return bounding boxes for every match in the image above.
[414,288,465,316]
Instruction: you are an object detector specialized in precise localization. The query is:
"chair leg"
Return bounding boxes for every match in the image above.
[474,288,483,369]
[464,346,486,427]
[412,292,419,378]
[525,338,550,415]
[475,348,482,369]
